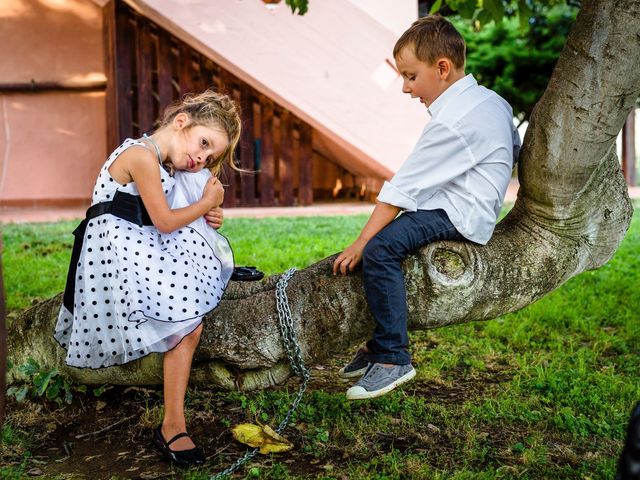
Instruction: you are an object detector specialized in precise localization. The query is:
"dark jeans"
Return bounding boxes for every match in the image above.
[363,209,463,365]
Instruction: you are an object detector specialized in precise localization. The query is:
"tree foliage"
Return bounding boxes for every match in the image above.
[417,2,582,121]
[423,0,581,28]
[284,0,308,16]
[455,5,577,121]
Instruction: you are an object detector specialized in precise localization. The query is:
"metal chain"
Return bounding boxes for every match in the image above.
[210,268,308,479]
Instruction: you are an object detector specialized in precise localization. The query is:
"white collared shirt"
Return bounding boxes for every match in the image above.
[377,74,521,245]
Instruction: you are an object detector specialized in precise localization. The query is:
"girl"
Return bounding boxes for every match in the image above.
[54,90,241,467]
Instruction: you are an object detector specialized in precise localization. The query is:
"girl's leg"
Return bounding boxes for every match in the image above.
[161,323,203,451]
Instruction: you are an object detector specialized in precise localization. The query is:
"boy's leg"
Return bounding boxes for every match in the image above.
[338,346,371,378]
[363,209,461,364]
[346,209,461,399]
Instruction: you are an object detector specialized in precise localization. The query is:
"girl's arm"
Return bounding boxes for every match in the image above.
[332,201,400,275]
[204,206,224,229]
[113,147,223,233]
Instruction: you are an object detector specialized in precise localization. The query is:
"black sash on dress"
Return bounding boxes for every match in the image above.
[62,190,153,313]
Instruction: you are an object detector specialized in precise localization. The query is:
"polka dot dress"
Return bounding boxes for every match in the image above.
[54,139,234,369]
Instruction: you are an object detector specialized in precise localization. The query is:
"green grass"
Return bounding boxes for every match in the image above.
[3,221,76,315]
[218,215,369,275]
[2,215,370,315]
[2,205,640,479]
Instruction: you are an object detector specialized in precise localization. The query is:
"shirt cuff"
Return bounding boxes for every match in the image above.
[376,181,417,212]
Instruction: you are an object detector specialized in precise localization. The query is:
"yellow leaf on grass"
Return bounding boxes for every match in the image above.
[232,423,293,454]
[232,423,264,448]
[259,425,293,454]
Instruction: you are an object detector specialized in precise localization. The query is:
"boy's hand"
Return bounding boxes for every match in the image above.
[333,202,400,276]
[204,206,224,229]
[202,177,224,208]
[333,239,366,276]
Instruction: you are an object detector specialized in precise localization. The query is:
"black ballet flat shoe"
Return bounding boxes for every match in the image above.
[231,266,264,282]
[153,426,205,468]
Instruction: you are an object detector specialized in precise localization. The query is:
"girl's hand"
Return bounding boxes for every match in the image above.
[203,176,224,208]
[204,206,224,229]
[333,239,366,276]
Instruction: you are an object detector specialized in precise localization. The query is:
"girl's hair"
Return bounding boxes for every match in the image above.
[161,90,242,175]
[393,15,466,69]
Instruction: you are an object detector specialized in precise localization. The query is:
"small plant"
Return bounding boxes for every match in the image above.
[302,427,331,458]
[7,358,106,406]
[248,466,261,478]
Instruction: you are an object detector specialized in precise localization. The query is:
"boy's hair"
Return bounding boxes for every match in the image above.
[393,15,466,69]
[161,90,242,175]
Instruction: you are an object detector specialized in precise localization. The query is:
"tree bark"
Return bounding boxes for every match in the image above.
[7,0,640,391]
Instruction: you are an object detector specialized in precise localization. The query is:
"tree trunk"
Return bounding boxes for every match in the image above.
[7,0,640,391]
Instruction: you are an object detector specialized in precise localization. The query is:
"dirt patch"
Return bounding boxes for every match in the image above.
[2,358,570,479]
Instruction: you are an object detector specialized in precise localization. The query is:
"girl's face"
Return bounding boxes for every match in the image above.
[168,115,230,173]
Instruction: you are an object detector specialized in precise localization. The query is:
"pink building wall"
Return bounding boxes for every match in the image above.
[0,0,107,206]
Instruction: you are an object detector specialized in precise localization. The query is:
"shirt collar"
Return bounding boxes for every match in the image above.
[426,74,477,117]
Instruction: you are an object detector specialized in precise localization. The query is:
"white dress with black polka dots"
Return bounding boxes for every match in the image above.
[54,138,234,369]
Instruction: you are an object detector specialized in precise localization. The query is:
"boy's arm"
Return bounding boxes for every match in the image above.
[333,202,401,276]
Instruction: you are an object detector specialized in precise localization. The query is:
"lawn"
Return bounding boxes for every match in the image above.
[1,205,639,479]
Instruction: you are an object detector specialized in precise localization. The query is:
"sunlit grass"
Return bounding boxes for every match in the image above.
[2,215,368,314]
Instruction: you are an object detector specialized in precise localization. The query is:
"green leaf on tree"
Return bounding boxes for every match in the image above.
[430,0,444,14]
[474,9,495,29]
[284,0,308,15]
[518,0,534,30]
[483,0,505,23]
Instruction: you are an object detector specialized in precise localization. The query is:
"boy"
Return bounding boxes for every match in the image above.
[333,15,521,400]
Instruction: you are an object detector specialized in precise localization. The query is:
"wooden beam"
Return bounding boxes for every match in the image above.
[193,55,206,93]
[219,70,236,207]
[272,111,281,205]
[156,30,175,116]
[279,110,294,206]
[298,122,313,206]
[114,2,134,143]
[135,19,154,134]
[178,43,192,95]
[260,97,276,206]
[103,0,119,152]
[622,109,636,186]
[220,163,236,208]
[211,64,222,92]
[238,86,257,205]
[0,81,106,93]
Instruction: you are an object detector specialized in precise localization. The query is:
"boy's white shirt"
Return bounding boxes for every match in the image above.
[377,74,521,245]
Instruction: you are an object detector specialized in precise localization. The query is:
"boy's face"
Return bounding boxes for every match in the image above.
[395,45,450,107]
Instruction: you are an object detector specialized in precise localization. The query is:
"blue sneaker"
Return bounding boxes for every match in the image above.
[338,348,371,378]
[346,363,416,400]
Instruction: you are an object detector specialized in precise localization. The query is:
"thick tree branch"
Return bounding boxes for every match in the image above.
[521,0,640,205]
